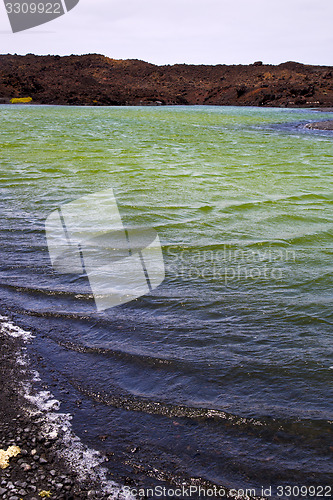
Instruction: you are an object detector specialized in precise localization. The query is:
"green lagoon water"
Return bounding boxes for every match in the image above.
[0,105,332,496]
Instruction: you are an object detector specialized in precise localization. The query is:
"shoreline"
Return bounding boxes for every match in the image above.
[0,314,133,500]
[1,101,333,110]
[0,314,267,500]
[0,54,332,108]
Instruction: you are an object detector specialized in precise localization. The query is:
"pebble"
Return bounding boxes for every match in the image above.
[21,463,31,471]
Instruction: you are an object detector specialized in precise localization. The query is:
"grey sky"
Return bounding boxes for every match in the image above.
[0,0,332,65]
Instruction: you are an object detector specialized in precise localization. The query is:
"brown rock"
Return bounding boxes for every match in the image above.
[0,54,332,108]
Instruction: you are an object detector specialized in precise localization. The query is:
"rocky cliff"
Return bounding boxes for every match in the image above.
[0,54,332,107]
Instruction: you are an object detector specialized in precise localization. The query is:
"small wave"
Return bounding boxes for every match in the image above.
[70,378,264,426]
[0,283,93,299]
[285,229,333,245]
[220,193,331,213]
[69,378,333,454]
[58,339,178,368]
[259,213,331,224]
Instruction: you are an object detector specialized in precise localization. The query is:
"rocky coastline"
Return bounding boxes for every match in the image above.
[0,54,332,108]
[0,315,264,500]
[0,315,131,500]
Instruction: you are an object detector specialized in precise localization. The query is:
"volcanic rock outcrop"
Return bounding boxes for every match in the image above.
[0,54,332,107]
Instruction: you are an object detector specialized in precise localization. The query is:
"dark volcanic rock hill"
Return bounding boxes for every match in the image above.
[0,54,332,107]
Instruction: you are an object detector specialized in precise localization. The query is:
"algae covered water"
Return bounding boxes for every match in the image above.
[0,105,332,498]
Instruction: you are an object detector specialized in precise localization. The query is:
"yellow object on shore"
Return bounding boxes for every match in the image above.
[10,97,32,104]
[0,445,21,469]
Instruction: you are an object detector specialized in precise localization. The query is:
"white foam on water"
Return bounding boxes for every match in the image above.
[0,314,34,340]
[0,314,135,499]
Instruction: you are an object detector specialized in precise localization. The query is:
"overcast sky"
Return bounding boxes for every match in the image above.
[0,0,332,66]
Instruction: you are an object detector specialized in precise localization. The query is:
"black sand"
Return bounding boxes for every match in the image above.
[0,322,123,500]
